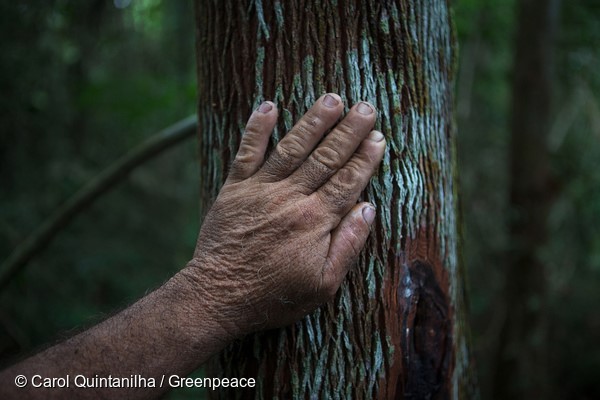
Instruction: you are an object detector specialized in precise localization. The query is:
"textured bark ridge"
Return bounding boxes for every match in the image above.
[195,1,474,398]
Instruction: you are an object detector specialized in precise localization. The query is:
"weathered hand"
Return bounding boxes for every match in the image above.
[183,93,386,336]
[0,95,383,400]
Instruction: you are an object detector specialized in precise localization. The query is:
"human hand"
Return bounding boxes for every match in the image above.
[182,93,386,336]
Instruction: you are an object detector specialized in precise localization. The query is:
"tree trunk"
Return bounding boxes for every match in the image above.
[195,1,475,398]
[493,0,559,398]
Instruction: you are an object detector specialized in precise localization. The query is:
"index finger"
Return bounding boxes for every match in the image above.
[258,93,344,181]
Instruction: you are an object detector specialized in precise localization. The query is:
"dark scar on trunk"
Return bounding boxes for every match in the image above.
[397,261,451,400]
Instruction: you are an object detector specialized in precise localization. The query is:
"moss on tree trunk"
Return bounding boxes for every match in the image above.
[195,1,475,398]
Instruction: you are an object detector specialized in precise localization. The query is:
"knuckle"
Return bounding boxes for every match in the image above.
[337,163,362,185]
[294,117,319,140]
[354,147,376,165]
[340,227,362,258]
[244,118,263,135]
[235,145,261,165]
[295,161,326,190]
[282,134,308,159]
[273,143,292,163]
[312,145,343,171]
[320,181,350,210]
[336,120,358,138]
[264,145,292,173]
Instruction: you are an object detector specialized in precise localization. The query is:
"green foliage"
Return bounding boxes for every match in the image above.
[0,0,198,369]
[1,0,600,398]
[456,0,600,398]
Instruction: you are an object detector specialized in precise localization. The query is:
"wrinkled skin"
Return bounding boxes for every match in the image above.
[184,93,386,335]
[0,94,386,400]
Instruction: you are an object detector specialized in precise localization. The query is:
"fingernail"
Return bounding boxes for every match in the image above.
[369,130,385,142]
[323,94,339,108]
[258,101,273,113]
[357,102,374,115]
[362,205,376,225]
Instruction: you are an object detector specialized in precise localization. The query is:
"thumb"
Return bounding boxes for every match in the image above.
[323,202,376,295]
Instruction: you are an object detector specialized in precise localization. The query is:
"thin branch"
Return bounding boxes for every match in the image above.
[0,115,198,291]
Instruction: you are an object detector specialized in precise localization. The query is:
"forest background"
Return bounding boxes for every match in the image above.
[1,1,599,399]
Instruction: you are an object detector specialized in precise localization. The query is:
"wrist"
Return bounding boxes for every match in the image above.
[169,258,246,344]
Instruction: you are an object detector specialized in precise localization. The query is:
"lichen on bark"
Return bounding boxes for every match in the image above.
[195,1,475,398]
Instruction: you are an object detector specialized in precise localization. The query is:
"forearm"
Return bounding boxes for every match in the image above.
[0,263,232,400]
[0,93,383,398]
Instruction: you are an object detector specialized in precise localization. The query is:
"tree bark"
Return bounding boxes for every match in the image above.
[195,1,475,398]
[493,0,560,398]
